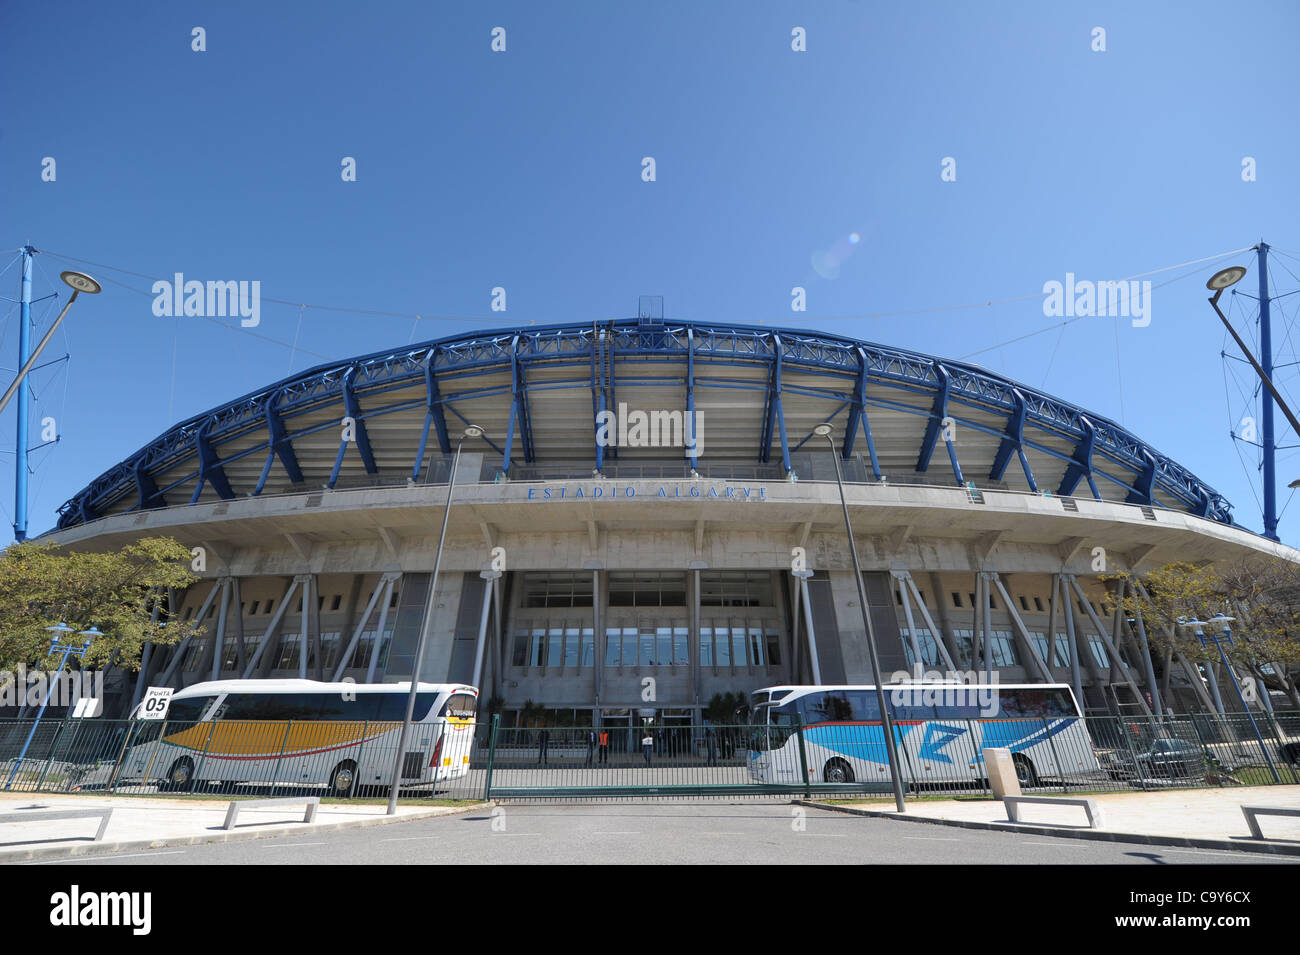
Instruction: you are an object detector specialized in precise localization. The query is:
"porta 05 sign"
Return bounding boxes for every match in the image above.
[526,483,768,502]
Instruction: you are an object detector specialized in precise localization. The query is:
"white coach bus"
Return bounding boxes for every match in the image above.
[747,683,1100,789]
[94,680,477,796]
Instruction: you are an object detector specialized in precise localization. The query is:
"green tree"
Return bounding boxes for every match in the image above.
[1111,557,1300,710]
[0,537,198,674]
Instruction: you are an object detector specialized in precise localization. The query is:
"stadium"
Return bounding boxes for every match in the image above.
[39,317,1300,737]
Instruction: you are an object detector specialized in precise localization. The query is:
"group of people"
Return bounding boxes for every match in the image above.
[533,725,725,766]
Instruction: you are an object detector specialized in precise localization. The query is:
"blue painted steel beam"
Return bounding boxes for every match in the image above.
[1126,450,1157,505]
[842,347,882,479]
[916,365,950,473]
[989,389,1038,492]
[253,390,303,495]
[412,348,453,481]
[761,336,792,473]
[512,336,535,464]
[134,459,164,510]
[686,327,698,470]
[1058,416,1102,499]
[594,324,608,472]
[191,424,234,502]
[328,366,378,490]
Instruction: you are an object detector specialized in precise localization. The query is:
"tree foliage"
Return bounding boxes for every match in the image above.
[1107,556,1300,708]
[0,538,199,673]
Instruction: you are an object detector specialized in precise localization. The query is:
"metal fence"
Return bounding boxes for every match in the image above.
[1,711,1297,802]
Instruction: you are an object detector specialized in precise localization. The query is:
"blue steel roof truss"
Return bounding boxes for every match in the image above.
[55,319,1234,530]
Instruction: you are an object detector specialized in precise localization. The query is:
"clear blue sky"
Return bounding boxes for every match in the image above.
[3,0,1299,541]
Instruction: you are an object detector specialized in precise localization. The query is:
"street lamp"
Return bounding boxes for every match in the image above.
[1177,614,1281,784]
[1206,267,1300,454]
[813,422,906,812]
[0,271,101,417]
[4,623,97,791]
[387,425,485,814]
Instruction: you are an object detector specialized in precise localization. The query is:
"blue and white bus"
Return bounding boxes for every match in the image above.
[747,683,1100,789]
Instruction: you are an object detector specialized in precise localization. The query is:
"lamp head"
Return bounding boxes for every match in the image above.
[463,425,485,439]
[60,271,101,295]
[812,423,833,437]
[1207,266,1247,291]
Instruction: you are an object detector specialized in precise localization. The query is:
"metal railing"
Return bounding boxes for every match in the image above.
[2,711,1296,801]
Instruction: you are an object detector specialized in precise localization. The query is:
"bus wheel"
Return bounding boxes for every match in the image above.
[163,758,195,792]
[1012,754,1038,788]
[824,759,855,784]
[329,760,357,797]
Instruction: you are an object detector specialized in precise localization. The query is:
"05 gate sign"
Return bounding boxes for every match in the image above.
[140,687,174,720]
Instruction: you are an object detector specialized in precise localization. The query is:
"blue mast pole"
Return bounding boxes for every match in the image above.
[15,246,34,542]
[1259,242,1276,541]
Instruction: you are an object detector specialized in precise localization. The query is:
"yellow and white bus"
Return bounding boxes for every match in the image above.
[96,680,478,796]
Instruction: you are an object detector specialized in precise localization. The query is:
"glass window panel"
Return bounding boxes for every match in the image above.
[989,631,1018,668]
[512,630,529,667]
[673,627,689,666]
[564,627,580,667]
[605,629,621,667]
[1054,633,1072,667]
[732,628,747,666]
[901,629,942,667]
[1088,636,1110,668]
[657,627,672,667]
[621,628,637,666]
[951,629,974,669]
[531,628,546,667]
[580,629,594,667]
[699,628,713,666]
[640,628,656,666]
[548,628,563,667]
[715,626,731,665]
[748,626,765,667]
[765,628,781,666]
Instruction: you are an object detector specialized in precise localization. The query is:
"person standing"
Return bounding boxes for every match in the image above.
[706,724,718,767]
[641,732,654,766]
[598,729,610,764]
[538,727,549,766]
[586,728,595,767]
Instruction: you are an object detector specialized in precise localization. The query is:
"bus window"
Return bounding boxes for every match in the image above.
[440,693,477,719]
[165,696,218,724]
[372,692,439,722]
[998,689,1076,718]
[802,690,879,723]
[218,694,321,720]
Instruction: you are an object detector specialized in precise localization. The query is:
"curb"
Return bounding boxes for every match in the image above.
[799,800,1300,857]
[1,802,491,863]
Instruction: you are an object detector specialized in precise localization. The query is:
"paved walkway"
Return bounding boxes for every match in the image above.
[821,785,1300,854]
[0,792,481,862]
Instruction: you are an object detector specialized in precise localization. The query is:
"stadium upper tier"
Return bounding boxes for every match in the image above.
[55,320,1233,530]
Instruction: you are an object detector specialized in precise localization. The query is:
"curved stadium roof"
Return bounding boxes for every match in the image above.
[55,320,1234,531]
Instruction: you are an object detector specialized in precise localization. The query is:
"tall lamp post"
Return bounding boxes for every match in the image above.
[1206,264,1300,540]
[1178,614,1281,784]
[813,422,906,812]
[4,623,97,790]
[3,264,102,542]
[387,425,484,815]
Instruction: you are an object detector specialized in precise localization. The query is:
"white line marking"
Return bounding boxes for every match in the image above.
[257,841,328,848]
[37,850,187,864]
[904,836,960,842]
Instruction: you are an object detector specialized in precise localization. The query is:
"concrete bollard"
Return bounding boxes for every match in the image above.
[983,747,1021,800]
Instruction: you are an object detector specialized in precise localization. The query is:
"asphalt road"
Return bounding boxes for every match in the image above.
[29,802,1297,865]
